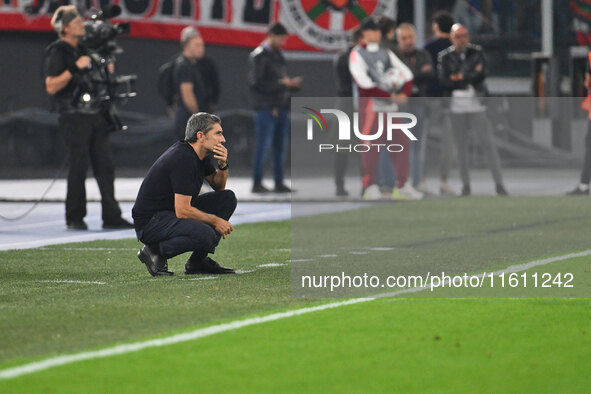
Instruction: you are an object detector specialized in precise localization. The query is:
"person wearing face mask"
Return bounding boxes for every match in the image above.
[349,17,422,201]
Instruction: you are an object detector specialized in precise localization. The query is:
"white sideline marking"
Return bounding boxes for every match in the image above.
[288,259,313,263]
[367,247,395,251]
[38,280,106,285]
[0,220,64,232]
[182,277,217,281]
[257,263,288,268]
[0,232,134,250]
[1,249,590,380]
[235,269,257,274]
[0,298,371,380]
[318,254,338,258]
[39,247,137,251]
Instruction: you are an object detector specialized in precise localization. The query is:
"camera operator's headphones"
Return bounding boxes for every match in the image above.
[51,6,79,36]
[53,9,64,34]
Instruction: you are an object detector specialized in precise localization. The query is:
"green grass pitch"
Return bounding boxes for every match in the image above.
[0,197,590,392]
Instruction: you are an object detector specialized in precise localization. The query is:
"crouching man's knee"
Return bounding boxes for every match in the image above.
[220,189,237,211]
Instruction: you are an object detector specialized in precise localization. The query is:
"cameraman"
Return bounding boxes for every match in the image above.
[44,5,132,230]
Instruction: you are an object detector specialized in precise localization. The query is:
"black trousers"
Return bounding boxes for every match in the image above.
[135,190,237,261]
[58,112,122,223]
[581,123,591,185]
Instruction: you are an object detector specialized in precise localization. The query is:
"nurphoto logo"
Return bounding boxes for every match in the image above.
[303,107,418,153]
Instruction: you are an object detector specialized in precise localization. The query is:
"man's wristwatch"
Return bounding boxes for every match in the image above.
[218,161,229,171]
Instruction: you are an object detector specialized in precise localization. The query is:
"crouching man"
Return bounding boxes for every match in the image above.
[132,112,236,276]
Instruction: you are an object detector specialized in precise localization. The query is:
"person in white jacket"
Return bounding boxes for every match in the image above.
[349,17,423,200]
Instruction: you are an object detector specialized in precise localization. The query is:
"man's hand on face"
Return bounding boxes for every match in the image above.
[212,143,228,167]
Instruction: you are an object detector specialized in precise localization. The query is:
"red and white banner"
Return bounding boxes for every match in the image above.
[0,0,395,51]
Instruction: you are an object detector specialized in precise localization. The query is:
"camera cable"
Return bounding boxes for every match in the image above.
[0,157,68,221]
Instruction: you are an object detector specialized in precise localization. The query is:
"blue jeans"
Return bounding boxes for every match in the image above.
[252,108,290,185]
[135,190,237,261]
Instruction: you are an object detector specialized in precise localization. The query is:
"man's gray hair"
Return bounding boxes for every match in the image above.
[180,26,201,48]
[185,112,221,142]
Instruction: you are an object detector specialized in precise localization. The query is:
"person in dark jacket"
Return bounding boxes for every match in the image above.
[424,11,457,196]
[248,22,301,193]
[438,23,507,196]
[395,23,434,192]
[567,53,591,196]
[331,28,362,197]
[424,11,454,97]
[378,16,397,53]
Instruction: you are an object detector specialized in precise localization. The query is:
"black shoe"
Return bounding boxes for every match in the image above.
[103,217,134,229]
[461,185,471,197]
[336,187,349,197]
[137,245,174,276]
[274,183,292,193]
[566,186,589,196]
[67,220,88,230]
[496,184,509,196]
[252,183,270,193]
[185,257,235,275]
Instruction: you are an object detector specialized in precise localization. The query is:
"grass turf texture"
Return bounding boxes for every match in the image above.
[1,298,589,393]
[291,197,591,297]
[1,197,590,391]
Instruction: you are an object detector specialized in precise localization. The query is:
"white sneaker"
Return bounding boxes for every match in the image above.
[414,182,434,196]
[393,183,424,200]
[362,184,382,200]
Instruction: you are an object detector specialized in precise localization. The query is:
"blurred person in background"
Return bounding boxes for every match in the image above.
[172,27,215,140]
[438,23,507,196]
[376,15,399,192]
[332,28,363,197]
[424,11,457,196]
[395,23,434,195]
[378,16,397,53]
[248,22,301,194]
[349,17,422,201]
[567,50,591,196]
[44,5,132,230]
